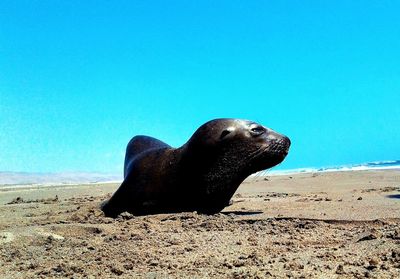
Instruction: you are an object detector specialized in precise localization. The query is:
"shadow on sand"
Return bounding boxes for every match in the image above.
[222,210,263,216]
[386,194,400,199]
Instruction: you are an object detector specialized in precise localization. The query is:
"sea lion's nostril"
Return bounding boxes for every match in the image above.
[284,136,291,147]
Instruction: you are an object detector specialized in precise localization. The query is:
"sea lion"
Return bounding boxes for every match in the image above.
[101,119,290,217]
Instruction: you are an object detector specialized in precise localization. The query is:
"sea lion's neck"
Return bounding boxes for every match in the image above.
[176,144,250,199]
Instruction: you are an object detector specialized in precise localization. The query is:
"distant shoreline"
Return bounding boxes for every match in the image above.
[266,166,400,176]
[0,181,120,192]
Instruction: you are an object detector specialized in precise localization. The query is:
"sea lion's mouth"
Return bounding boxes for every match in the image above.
[269,149,288,157]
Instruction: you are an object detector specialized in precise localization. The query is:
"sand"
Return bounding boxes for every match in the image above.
[0,170,399,278]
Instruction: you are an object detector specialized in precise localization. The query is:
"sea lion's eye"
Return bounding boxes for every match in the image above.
[250,126,265,135]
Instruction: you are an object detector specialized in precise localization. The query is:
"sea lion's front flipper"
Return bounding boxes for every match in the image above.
[124,136,171,178]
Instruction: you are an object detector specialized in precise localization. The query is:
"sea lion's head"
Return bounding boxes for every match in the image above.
[229,119,291,172]
[181,118,290,211]
[185,118,291,186]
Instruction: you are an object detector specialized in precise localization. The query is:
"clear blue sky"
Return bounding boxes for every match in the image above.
[1,1,399,174]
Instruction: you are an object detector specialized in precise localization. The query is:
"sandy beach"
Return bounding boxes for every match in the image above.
[1,170,399,278]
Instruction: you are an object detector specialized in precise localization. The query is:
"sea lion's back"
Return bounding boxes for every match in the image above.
[124,135,171,178]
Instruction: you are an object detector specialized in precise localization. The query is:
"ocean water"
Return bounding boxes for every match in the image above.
[264,160,400,176]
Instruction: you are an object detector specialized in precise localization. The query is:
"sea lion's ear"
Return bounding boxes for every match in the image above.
[219,127,234,140]
[219,130,231,140]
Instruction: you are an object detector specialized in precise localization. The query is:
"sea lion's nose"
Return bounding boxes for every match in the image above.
[283,135,291,147]
[266,129,291,149]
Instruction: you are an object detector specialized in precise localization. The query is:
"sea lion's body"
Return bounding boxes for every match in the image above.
[102,119,290,217]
